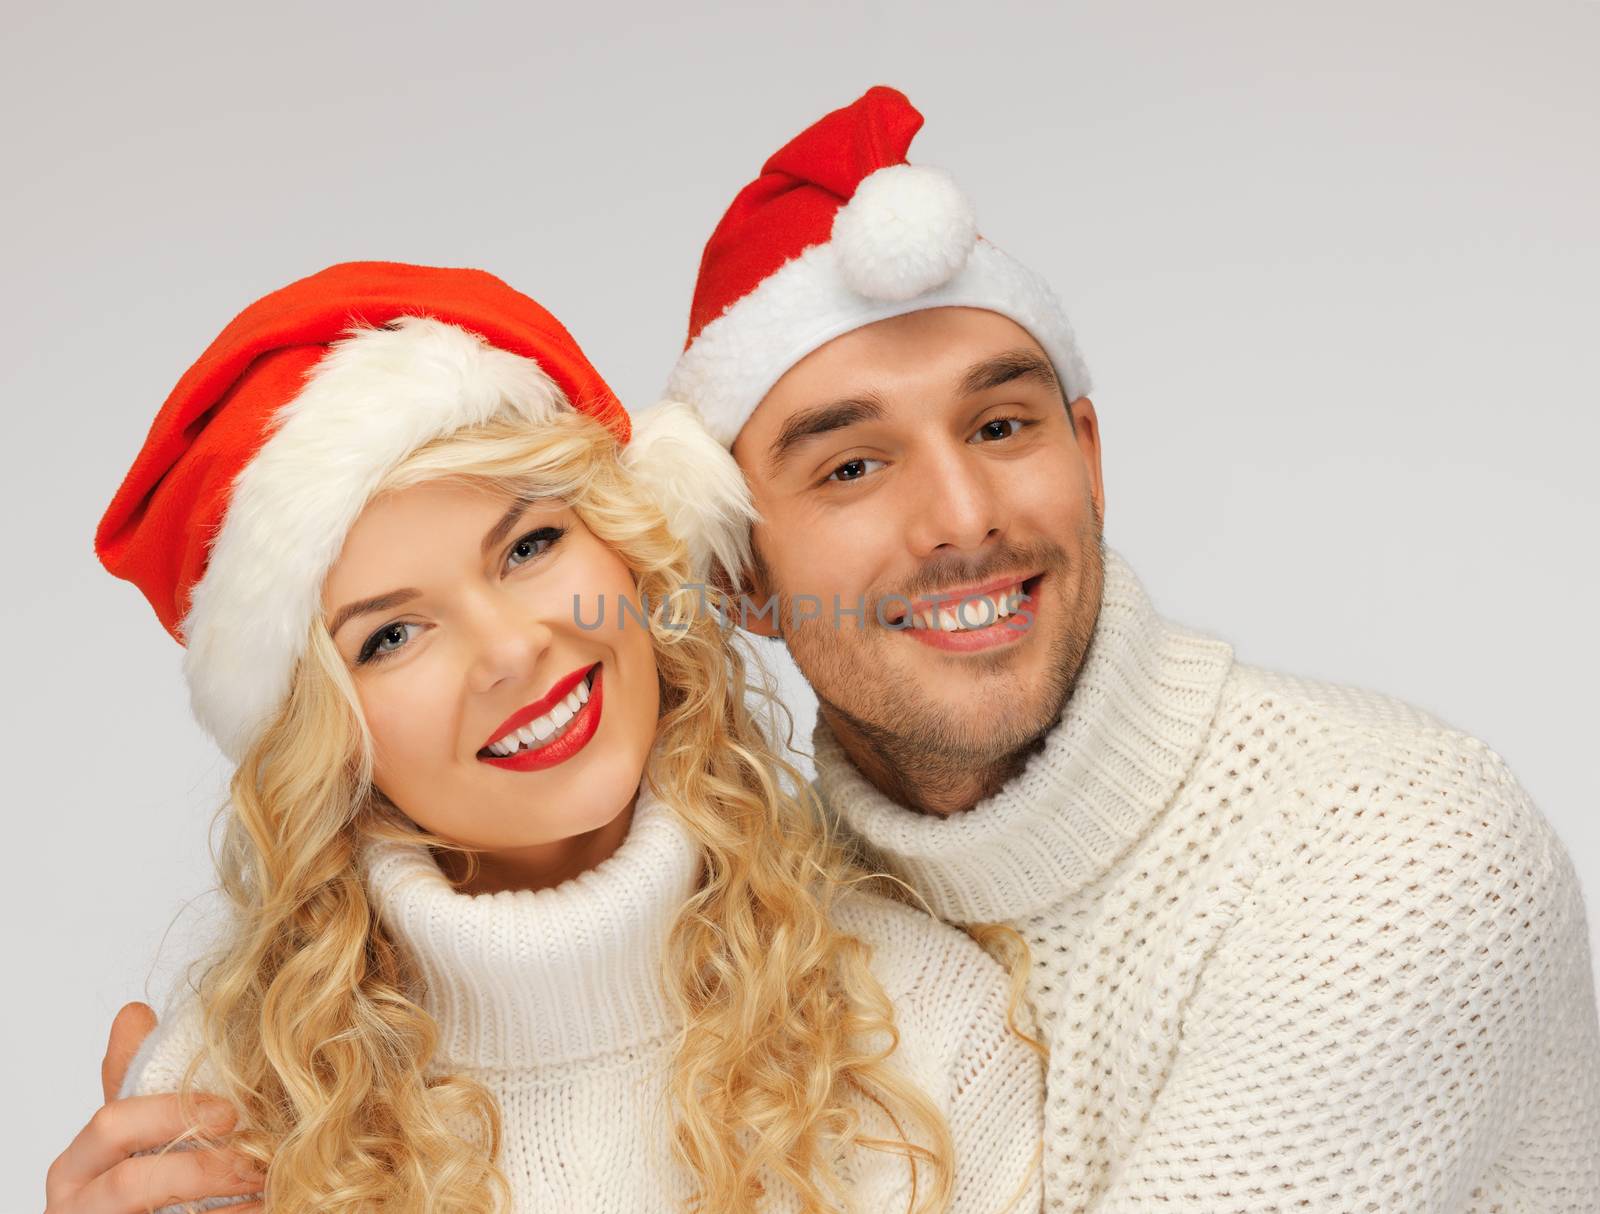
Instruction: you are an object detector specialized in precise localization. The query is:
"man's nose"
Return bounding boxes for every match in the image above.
[899,442,1003,557]
[464,591,555,695]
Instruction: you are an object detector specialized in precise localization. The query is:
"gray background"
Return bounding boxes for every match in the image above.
[5,1,1596,1205]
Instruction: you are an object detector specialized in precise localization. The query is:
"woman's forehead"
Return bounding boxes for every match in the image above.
[322,485,573,605]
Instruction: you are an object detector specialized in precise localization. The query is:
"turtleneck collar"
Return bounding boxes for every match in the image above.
[362,778,701,1069]
[813,548,1233,924]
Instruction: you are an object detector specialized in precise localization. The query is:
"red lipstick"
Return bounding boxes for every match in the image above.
[479,664,604,774]
[481,663,597,751]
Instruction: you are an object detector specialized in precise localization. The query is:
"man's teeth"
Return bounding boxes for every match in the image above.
[487,677,591,756]
[910,586,1026,632]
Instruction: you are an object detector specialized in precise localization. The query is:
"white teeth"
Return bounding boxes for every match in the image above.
[486,668,601,756]
[913,585,1026,633]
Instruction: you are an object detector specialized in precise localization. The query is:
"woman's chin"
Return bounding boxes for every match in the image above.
[390,729,652,863]
[479,744,645,843]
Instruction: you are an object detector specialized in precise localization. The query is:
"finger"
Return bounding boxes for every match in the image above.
[101,1002,158,1103]
[78,1147,264,1214]
[48,1092,239,1191]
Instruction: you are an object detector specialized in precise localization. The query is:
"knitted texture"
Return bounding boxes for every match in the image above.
[121,785,1044,1211]
[815,548,1600,1213]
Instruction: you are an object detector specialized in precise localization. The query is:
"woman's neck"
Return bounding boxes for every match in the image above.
[434,792,638,894]
[364,782,699,1064]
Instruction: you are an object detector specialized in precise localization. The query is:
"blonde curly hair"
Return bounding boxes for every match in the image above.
[164,407,967,1213]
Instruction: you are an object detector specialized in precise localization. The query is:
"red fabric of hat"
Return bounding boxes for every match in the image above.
[686,85,924,345]
[96,261,629,643]
[665,85,1090,448]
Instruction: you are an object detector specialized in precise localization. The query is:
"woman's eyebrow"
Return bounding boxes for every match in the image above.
[328,588,422,639]
[480,495,539,558]
[329,498,544,639]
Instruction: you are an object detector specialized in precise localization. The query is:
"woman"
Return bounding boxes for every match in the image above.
[44,262,1043,1213]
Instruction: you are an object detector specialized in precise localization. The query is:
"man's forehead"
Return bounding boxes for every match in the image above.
[734,308,1057,469]
[784,307,1048,394]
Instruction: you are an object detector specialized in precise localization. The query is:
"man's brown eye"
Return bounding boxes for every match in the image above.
[976,418,1022,442]
[824,457,884,484]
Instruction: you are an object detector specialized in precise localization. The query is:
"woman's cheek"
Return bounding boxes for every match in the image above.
[362,667,452,796]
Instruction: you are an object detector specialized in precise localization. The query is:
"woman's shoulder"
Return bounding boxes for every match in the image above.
[829,886,1045,1200]
[827,888,1019,1034]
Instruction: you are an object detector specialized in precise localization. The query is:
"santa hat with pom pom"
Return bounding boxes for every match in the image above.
[95,261,752,762]
[666,85,1091,447]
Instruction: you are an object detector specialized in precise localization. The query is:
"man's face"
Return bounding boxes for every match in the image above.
[731,307,1106,781]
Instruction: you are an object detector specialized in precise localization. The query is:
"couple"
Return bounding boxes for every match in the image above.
[46,86,1600,1214]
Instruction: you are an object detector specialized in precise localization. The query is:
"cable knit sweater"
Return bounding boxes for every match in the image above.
[121,783,1044,1212]
[814,548,1600,1213]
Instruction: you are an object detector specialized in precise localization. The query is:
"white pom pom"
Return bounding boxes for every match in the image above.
[621,399,759,586]
[831,164,978,302]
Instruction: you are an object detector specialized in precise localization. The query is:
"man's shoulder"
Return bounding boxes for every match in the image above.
[1220,660,1461,748]
[1212,664,1587,965]
[1207,661,1583,925]
[1219,661,1534,813]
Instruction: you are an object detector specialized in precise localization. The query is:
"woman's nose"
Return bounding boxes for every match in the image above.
[465,593,555,695]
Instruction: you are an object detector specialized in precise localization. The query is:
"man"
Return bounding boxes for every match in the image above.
[664,86,1600,1210]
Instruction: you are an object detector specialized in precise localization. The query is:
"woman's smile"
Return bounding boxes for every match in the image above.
[478,663,604,772]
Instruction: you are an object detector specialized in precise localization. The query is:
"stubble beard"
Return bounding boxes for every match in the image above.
[763,504,1107,813]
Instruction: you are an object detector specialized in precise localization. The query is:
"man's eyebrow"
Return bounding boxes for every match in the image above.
[767,396,886,474]
[328,588,422,640]
[958,349,1059,398]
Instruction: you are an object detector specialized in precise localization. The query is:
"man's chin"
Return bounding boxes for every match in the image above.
[844,686,1063,766]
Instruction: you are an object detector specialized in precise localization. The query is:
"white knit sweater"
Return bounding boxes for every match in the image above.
[122,784,1044,1212]
[815,548,1600,1213]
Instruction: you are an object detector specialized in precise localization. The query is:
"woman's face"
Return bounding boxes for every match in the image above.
[321,480,660,888]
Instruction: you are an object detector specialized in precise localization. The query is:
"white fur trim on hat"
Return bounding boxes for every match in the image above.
[831,165,977,301]
[180,316,567,761]
[666,238,1091,448]
[621,398,758,586]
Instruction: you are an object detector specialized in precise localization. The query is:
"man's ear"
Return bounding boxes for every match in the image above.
[713,555,784,639]
[1068,396,1106,523]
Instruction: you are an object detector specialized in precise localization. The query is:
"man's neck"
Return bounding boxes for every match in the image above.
[820,704,1035,817]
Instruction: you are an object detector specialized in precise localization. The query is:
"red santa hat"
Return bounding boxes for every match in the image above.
[665,85,1092,446]
[96,261,751,761]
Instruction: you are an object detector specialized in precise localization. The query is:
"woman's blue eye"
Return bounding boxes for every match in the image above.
[353,526,565,667]
[506,525,565,569]
[357,621,420,666]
